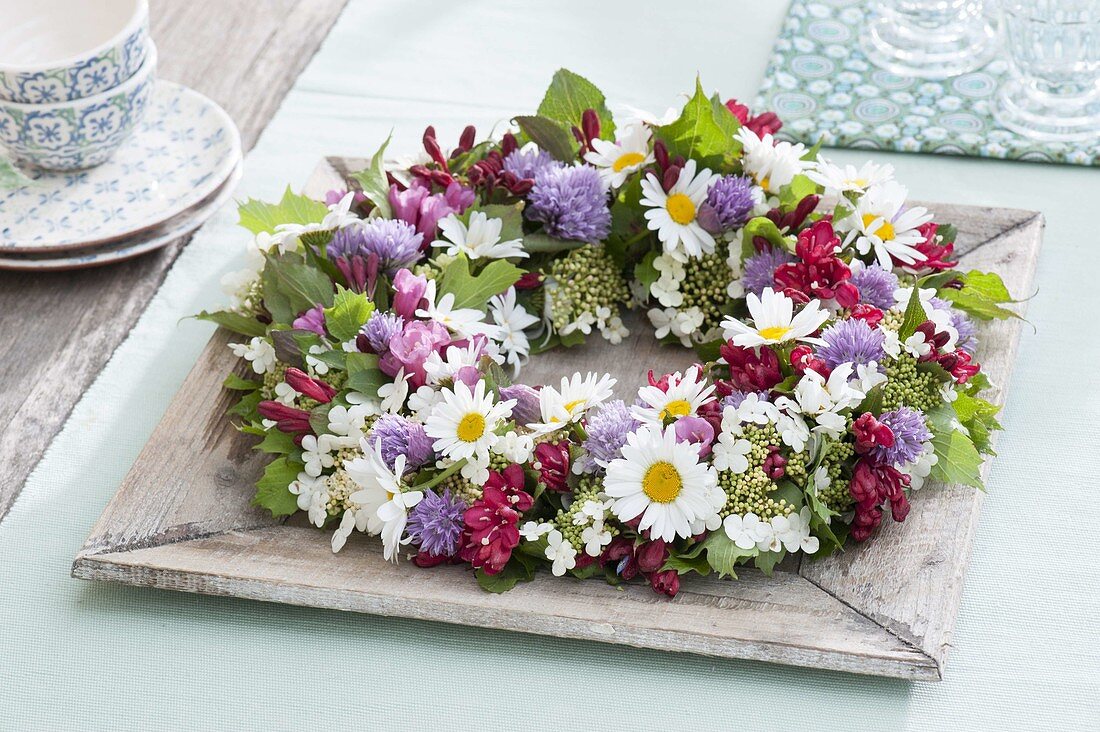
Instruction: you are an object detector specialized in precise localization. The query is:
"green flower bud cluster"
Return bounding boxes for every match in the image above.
[817,440,856,513]
[545,245,630,332]
[679,250,734,332]
[881,354,942,412]
[324,468,357,518]
[717,424,798,520]
[553,475,615,553]
[441,472,481,505]
[261,362,289,400]
[236,280,264,316]
[880,308,905,332]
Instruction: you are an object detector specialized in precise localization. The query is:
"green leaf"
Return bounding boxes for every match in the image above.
[255,429,299,456]
[952,392,1002,456]
[779,173,820,209]
[195,310,268,338]
[927,404,985,489]
[754,549,785,576]
[710,92,742,139]
[323,286,375,342]
[223,373,261,391]
[309,402,334,436]
[940,279,1020,321]
[348,134,393,218]
[657,77,739,169]
[475,203,525,242]
[702,530,757,579]
[513,115,578,162]
[741,216,791,260]
[252,457,304,517]
[346,352,386,398]
[898,287,927,339]
[475,553,538,593]
[264,252,336,312]
[237,186,328,235]
[437,253,523,312]
[522,232,587,253]
[661,552,713,576]
[634,250,660,289]
[536,68,615,140]
[227,390,262,421]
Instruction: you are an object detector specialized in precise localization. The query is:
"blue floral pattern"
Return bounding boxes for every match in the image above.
[756,0,1100,166]
[0,81,241,252]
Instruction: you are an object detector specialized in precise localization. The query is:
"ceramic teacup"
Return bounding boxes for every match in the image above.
[0,41,157,170]
[0,0,149,103]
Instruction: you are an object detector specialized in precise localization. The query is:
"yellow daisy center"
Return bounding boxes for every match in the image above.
[563,398,586,413]
[642,461,683,503]
[758,325,792,341]
[759,175,771,191]
[862,213,895,241]
[848,177,869,188]
[456,413,486,442]
[665,193,696,225]
[612,151,645,172]
[659,399,692,421]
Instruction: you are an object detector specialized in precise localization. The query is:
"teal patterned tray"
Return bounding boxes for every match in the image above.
[755,0,1100,166]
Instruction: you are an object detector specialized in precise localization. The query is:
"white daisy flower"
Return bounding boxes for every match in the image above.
[808,157,894,208]
[423,380,515,468]
[436,211,528,260]
[604,425,721,543]
[837,181,933,268]
[229,337,276,375]
[734,127,811,195]
[721,287,830,348]
[632,365,716,425]
[544,530,578,576]
[344,442,422,560]
[490,287,540,374]
[640,159,718,261]
[417,279,505,341]
[424,339,502,386]
[585,124,655,188]
[527,371,616,434]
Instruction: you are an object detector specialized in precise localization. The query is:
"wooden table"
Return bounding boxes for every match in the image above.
[0,0,349,523]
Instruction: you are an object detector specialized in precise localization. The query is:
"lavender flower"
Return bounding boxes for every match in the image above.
[361,310,404,355]
[742,247,796,296]
[503,148,560,181]
[526,165,612,242]
[850,264,899,310]
[817,318,886,369]
[578,400,639,472]
[721,390,769,410]
[327,220,423,274]
[369,414,434,472]
[499,383,541,426]
[405,489,467,557]
[871,407,931,467]
[292,304,326,336]
[698,175,756,233]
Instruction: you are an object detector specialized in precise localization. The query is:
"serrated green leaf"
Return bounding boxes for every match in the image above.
[536,68,615,139]
[264,252,336,312]
[657,77,739,169]
[348,134,393,218]
[255,428,300,456]
[346,352,386,398]
[754,549,785,576]
[513,115,578,162]
[927,404,985,489]
[437,253,523,313]
[779,173,820,208]
[475,553,538,593]
[196,310,268,338]
[702,529,758,579]
[898,287,927,339]
[227,390,262,421]
[661,552,713,576]
[223,373,261,391]
[252,457,304,517]
[634,250,660,289]
[238,186,328,235]
[323,285,375,342]
[940,287,1020,321]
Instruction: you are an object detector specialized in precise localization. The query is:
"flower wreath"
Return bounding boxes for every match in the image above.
[205,71,1018,596]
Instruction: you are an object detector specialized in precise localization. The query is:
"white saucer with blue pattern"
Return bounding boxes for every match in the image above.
[0,80,240,253]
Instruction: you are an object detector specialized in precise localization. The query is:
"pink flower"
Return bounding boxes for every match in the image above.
[388,180,474,243]
[284,368,336,403]
[391,268,428,319]
[292,304,326,336]
[381,319,450,388]
[673,416,715,457]
[533,440,571,493]
[459,484,523,575]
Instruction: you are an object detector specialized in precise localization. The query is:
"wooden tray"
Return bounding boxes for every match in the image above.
[72,157,1043,681]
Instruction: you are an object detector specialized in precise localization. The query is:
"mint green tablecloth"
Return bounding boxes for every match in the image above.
[2,2,1097,729]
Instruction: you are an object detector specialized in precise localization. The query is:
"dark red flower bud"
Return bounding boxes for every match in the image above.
[458,125,476,153]
[501,132,518,157]
[662,165,680,193]
[257,401,313,435]
[849,303,884,327]
[413,550,452,568]
[284,368,336,403]
[648,569,680,597]
[653,139,669,171]
[719,342,782,392]
[582,108,600,146]
[636,540,668,573]
[851,412,895,453]
[763,445,787,479]
[533,440,571,492]
[513,271,543,290]
[422,125,449,171]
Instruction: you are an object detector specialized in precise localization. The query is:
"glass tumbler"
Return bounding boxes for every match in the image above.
[861,0,999,79]
[994,1,1100,142]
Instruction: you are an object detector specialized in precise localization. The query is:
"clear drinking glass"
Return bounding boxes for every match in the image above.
[862,0,999,79]
[994,1,1100,142]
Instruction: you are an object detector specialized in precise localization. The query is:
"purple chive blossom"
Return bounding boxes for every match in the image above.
[850,264,899,310]
[361,310,404,355]
[698,175,756,233]
[292,304,326,336]
[742,247,796,296]
[721,390,769,410]
[526,165,612,242]
[405,489,467,557]
[327,220,424,274]
[369,414,434,472]
[578,400,640,472]
[817,318,887,369]
[499,383,541,426]
[871,407,931,467]
[503,148,560,181]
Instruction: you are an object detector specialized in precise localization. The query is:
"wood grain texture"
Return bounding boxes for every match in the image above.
[0,0,349,524]
[73,157,1043,680]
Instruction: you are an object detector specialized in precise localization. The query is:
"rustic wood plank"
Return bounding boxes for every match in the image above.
[73,156,1043,679]
[0,0,349,524]
[800,207,1044,678]
[73,525,940,680]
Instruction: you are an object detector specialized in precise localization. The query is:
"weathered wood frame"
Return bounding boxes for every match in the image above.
[73,157,1044,681]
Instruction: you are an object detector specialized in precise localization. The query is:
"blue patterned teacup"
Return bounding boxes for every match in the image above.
[0,42,157,171]
[0,0,150,104]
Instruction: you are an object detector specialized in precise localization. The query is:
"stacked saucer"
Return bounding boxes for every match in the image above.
[0,0,242,270]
